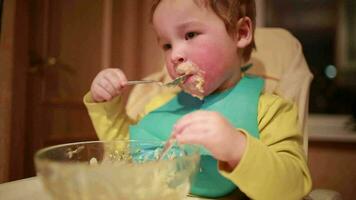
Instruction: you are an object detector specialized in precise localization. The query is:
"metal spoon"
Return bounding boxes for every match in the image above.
[158,138,175,160]
[127,74,189,87]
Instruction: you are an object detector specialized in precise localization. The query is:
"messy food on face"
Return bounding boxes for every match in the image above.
[176,61,205,100]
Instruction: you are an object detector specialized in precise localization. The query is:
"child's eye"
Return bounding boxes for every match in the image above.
[162,44,172,51]
[185,32,198,40]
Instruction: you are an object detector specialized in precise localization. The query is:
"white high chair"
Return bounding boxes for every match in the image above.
[126,28,342,200]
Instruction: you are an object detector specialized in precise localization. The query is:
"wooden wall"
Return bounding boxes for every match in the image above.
[111,0,163,80]
[0,0,29,183]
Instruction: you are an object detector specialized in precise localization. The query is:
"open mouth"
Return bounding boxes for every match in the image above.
[180,73,194,84]
[175,61,205,99]
[176,62,198,75]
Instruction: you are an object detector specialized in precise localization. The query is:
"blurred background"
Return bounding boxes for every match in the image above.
[0,0,355,199]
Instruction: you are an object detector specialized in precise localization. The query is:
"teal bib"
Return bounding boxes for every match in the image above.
[130,75,264,198]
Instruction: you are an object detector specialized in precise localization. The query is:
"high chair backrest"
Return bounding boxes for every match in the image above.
[248,28,313,153]
[126,27,313,154]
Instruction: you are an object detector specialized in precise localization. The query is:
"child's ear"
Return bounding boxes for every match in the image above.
[235,17,253,48]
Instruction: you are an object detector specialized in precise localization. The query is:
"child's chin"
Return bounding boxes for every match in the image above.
[183,87,205,100]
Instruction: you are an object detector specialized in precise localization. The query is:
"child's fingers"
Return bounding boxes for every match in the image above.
[90,68,128,102]
[111,68,128,87]
[173,111,210,134]
[91,84,113,102]
[103,74,125,95]
[101,69,126,92]
[174,123,208,145]
[173,116,201,136]
[98,77,117,96]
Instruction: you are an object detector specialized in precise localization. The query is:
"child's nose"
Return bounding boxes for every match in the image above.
[170,50,186,65]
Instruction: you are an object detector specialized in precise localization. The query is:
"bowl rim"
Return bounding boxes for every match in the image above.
[34,140,200,163]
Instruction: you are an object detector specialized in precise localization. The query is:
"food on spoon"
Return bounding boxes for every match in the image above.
[176,61,205,100]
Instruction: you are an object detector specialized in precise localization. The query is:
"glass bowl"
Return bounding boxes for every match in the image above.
[34,140,200,200]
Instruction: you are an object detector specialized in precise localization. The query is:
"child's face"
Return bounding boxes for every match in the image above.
[153,0,242,97]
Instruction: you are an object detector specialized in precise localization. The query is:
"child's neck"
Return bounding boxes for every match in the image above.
[215,73,242,93]
[214,60,248,93]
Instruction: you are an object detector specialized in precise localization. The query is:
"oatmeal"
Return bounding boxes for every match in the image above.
[176,62,205,99]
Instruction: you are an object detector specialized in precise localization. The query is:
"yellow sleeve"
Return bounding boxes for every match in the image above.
[219,94,312,199]
[83,92,134,141]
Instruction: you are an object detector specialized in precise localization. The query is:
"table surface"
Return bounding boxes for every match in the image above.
[0,177,241,200]
[0,177,50,200]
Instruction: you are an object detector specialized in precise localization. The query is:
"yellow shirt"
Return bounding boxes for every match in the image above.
[84,91,312,200]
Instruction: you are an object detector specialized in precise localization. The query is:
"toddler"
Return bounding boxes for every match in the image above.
[84,0,312,199]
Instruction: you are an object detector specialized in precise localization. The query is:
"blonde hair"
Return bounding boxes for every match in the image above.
[150,0,256,61]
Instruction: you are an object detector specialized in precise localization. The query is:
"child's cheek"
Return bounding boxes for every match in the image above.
[201,68,225,94]
[191,46,226,92]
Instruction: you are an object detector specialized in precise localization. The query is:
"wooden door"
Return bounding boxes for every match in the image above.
[25,0,103,177]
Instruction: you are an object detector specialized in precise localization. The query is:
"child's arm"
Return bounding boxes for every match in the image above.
[219,94,312,199]
[173,94,312,199]
[84,93,134,141]
[83,68,134,141]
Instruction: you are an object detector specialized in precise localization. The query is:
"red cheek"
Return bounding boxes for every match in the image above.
[187,46,227,94]
[203,68,225,91]
[191,42,225,71]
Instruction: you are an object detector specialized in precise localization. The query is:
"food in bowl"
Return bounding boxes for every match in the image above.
[34,140,200,200]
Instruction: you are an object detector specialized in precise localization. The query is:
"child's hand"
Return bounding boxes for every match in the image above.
[172,111,247,170]
[90,68,128,102]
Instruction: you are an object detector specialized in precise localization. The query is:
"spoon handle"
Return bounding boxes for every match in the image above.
[158,138,175,160]
[126,80,159,85]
